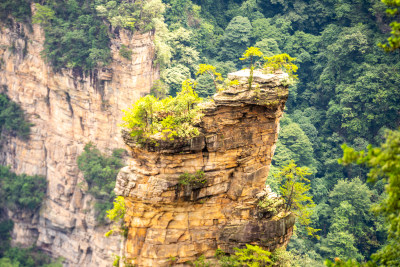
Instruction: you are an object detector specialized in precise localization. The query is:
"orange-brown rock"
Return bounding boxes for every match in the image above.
[116,70,295,266]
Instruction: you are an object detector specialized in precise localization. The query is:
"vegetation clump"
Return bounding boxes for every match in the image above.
[33,1,111,71]
[0,166,58,266]
[119,44,133,60]
[196,64,223,91]
[122,80,203,144]
[0,93,31,140]
[178,170,206,188]
[340,128,400,266]
[32,0,165,71]
[0,0,31,23]
[240,46,264,89]
[258,196,284,217]
[77,143,125,224]
[272,161,320,238]
[216,245,271,267]
[0,165,46,211]
[379,0,400,51]
[263,53,298,80]
[104,196,126,237]
[0,246,63,267]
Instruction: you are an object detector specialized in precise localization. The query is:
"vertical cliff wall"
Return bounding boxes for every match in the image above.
[0,18,157,266]
[116,70,295,266]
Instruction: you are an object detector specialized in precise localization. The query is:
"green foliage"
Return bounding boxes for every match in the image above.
[0,219,62,267]
[270,116,316,173]
[105,196,126,237]
[0,94,31,140]
[77,143,125,223]
[122,80,203,143]
[95,0,165,32]
[153,17,172,68]
[340,129,400,266]
[0,165,46,210]
[263,53,298,80]
[161,64,191,96]
[95,0,136,31]
[119,45,133,60]
[112,255,120,267]
[379,0,400,51]
[192,255,211,267]
[32,4,55,26]
[0,220,13,257]
[106,196,125,222]
[0,0,31,23]
[275,161,319,237]
[240,47,264,89]
[34,1,111,71]
[257,196,284,215]
[178,170,206,188]
[216,244,271,267]
[30,0,168,71]
[168,255,177,266]
[319,202,364,261]
[219,16,252,63]
[254,38,281,57]
[195,74,216,98]
[196,64,223,91]
[0,247,62,267]
[324,258,369,267]
[0,165,55,266]
[240,47,264,64]
[270,248,295,267]
[150,79,169,99]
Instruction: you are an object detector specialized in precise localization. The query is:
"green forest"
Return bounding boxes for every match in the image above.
[0,0,400,266]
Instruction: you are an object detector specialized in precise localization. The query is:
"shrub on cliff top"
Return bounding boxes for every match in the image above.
[122,79,203,143]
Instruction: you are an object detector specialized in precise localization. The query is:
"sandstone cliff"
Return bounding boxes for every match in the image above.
[0,17,157,266]
[115,70,295,266]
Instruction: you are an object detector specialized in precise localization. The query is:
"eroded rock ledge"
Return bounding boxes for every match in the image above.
[115,70,295,266]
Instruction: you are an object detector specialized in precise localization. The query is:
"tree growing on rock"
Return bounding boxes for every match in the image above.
[196,64,223,91]
[275,161,320,237]
[240,47,264,89]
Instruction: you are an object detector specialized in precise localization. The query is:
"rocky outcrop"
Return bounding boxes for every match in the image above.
[0,15,157,266]
[116,70,294,266]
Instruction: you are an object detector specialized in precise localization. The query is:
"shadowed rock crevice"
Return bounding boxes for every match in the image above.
[116,70,295,266]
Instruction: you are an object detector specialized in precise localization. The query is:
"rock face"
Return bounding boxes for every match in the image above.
[116,70,295,266]
[0,16,157,266]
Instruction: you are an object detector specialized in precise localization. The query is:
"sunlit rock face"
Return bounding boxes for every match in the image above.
[0,14,158,266]
[116,70,295,266]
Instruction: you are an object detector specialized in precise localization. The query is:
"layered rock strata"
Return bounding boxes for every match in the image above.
[116,70,295,266]
[0,16,157,266]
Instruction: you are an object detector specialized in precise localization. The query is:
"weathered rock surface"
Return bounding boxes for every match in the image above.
[0,15,157,266]
[116,71,294,266]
